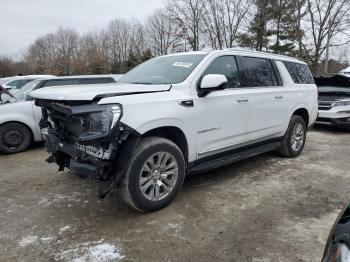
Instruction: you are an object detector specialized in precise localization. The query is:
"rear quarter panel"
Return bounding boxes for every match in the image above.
[276,61,318,131]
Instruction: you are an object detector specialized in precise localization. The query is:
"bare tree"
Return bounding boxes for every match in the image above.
[166,0,206,51]
[203,0,253,49]
[54,28,80,74]
[25,28,79,75]
[303,0,350,73]
[78,31,110,74]
[146,8,176,55]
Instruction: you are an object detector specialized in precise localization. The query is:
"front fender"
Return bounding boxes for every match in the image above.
[135,118,197,162]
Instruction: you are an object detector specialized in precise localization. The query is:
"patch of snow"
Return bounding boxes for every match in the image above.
[167,223,178,229]
[56,241,124,262]
[59,225,71,234]
[73,243,124,262]
[19,235,39,247]
[40,236,55,243]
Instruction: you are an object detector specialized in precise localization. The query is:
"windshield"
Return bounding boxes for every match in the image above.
[14,79,41,101]
[118,54,206,85]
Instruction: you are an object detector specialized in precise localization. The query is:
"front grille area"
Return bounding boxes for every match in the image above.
[318,101,334,111]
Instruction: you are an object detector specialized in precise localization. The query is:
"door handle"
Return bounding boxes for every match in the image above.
[237,97,249,102]
[275,95,283,99]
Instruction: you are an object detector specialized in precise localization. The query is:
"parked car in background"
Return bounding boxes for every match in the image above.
[14,74,123,101]
[1,75,54,92]
[31,49,318,212]
[0,74,123,154]
[338,66,350,78]
[315,75,350,128]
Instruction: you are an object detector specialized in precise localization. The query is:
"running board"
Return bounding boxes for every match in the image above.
[188,141,281,175]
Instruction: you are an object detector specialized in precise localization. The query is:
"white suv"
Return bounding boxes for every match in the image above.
[31,49,318,212]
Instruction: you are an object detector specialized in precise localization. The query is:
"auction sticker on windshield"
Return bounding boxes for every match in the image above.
[172,62,193,68]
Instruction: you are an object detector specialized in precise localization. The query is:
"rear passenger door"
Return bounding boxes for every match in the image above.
[236,56,285,140]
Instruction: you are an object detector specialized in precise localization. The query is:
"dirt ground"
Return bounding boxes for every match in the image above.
[0,126,349,262]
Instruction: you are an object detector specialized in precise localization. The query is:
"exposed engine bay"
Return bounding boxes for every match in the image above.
[36,99,139,196]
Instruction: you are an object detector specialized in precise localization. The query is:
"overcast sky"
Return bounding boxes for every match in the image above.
[0,0,164,58]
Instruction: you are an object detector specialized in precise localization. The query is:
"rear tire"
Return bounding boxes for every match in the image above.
[0,122,32,154]
[277,115,307,158]
[118,137,186,212]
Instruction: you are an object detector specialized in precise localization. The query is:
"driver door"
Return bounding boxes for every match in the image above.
[192,55,251,159]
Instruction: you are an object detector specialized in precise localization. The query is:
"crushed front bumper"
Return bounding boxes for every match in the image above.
[43,133,114,178]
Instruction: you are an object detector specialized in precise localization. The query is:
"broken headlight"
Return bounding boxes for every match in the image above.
[76,104,122,141]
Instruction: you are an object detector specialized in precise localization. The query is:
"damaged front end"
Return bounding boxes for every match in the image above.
[36,99,139,197]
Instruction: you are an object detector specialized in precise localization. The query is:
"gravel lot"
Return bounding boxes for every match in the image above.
[0,126,349,262]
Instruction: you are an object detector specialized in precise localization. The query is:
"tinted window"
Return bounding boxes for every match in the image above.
[16,79,33,89]
[6,80,18,87]
[202,56,240,88]
[43,79,79,87]
[283,62,314,84]
[239,57,276,87]
[79,77,115,84]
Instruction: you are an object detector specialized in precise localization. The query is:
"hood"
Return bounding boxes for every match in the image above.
[30,83,172,101]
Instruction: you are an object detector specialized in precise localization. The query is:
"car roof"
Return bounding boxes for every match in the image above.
[5,75,54,80]
[163,49,306,65]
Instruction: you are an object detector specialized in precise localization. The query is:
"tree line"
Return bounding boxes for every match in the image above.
[1,0,350,77]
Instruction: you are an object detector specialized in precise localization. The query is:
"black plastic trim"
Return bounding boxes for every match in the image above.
[187,138,282,174]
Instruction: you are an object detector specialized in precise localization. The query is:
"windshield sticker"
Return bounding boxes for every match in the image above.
[173,62,193,68]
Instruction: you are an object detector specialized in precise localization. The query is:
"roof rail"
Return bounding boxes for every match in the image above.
[224,47,298,60]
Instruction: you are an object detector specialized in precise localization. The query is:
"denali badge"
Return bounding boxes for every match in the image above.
[197,127,221,134]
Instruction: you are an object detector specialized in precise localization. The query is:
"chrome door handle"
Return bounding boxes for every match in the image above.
[237,97,249,102]
[275,95,283,99]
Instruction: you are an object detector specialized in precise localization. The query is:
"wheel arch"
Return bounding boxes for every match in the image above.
[141,126,189,162]
[292,108,309,126]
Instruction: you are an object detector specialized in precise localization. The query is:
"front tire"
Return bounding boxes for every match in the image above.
[277,115,307,158]
[119,137,186,212]
[0,122,32,154]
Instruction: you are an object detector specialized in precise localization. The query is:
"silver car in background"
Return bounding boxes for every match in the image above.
[0,74,123,153]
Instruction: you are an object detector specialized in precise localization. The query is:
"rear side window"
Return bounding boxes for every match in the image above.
[16,79,33,89]
[6,80,18,88]
[79,77,115,84]
[43,79,79,87]
[283,62,314,84]
[238,57,278,87]
[202,56,240,89]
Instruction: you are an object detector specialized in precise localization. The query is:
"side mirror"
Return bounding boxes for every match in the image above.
[200,74,228,89]
[198,74,228,97]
